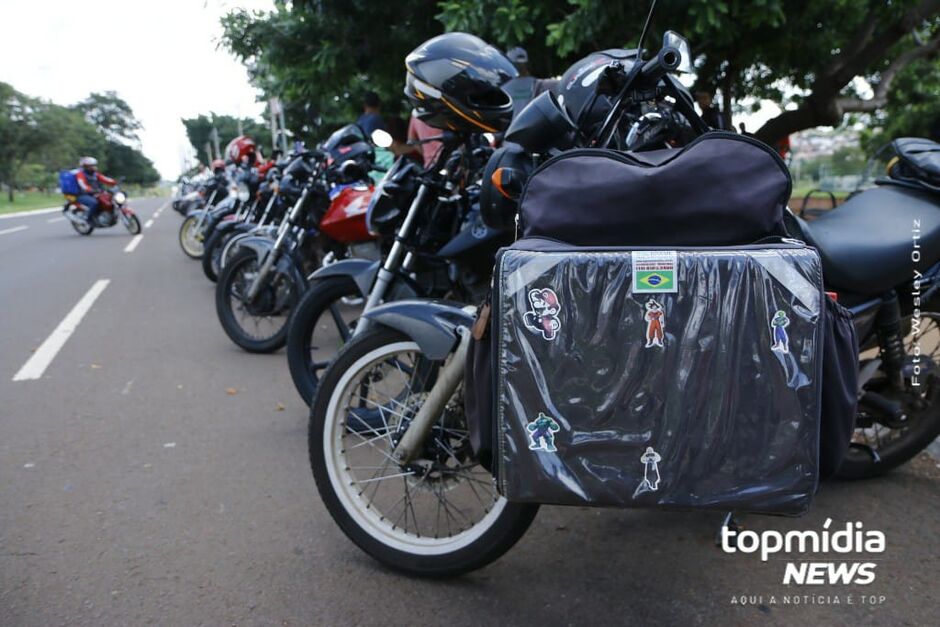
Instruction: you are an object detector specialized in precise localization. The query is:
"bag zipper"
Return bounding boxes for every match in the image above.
[509,235,809,253]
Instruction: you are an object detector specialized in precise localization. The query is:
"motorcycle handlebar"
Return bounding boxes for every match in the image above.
[640,45,681,85]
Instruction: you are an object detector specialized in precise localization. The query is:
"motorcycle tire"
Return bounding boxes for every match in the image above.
[201,227,233,283]
[287,276,363,405]
[124,213,141,235]
[179,214,204,259]
[837,311,940,479]
[215,249,297,353]
[70,219,94,236]
[309,326,538,577]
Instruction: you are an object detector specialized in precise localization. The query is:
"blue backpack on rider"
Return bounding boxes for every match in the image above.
[59,169,82,195]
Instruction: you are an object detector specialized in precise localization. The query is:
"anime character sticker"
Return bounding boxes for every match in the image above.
[770,310,790,354]
[644,298,666,348]
[633,446,662,497]
[526,412,560,453]
[523,288,561,341]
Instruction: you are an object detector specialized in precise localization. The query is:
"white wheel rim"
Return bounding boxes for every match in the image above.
[322,340,507,556]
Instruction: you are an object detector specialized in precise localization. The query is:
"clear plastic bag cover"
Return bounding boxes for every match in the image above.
[495,244,823,514]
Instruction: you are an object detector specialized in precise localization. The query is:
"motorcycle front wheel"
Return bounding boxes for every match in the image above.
[178,214,204,258]
[309,327,538,577]
[201,227,234,282]
[838,312,940,479]
[215,250,298,353]
[287,276,363,405]
[123,213,141,235]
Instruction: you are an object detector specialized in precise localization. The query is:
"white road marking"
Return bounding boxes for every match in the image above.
[0,225,28,236]
[46,217,65,223]
[164,442,176,448]
[124,234,143,253]
[144,219,154,228]
[12,279,110,381]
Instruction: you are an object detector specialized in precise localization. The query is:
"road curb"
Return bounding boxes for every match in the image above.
[0,207,61,220]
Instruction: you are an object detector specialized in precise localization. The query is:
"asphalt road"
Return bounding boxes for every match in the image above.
[1,198,938,626]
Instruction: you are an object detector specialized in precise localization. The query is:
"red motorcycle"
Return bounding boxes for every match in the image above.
[63,187,141,236]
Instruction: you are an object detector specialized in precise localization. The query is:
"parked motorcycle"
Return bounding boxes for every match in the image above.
[63,186,141,236]
[286,133,505,405]
[178,169,232,258]
[214,127,381,353]
[307,29,940,576]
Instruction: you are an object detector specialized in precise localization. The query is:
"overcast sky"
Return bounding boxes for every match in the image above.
[0,0,273,179]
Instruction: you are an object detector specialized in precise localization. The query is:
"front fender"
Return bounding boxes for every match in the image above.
[231,234,275,262]
[308,259,380,297]
[362,299,475,361]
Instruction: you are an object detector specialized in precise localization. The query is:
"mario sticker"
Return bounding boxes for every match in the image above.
[526,412,560,453]
[644,298,666,348]
[770,310,790,354]
[523,288,561,341]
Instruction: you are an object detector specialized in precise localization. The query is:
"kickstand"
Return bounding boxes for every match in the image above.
[715,511,743,547]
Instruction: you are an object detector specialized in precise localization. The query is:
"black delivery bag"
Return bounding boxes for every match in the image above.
[489,239,825,514]
[465,132,859,514]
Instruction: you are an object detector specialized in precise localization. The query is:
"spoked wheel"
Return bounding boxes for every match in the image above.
[215,250,298,352]
[838,312,940,479]
[69,210,94,236]
[179,214,204,258]
[123,213,141,235]
[309,327,538,577]
[287,276,364,405]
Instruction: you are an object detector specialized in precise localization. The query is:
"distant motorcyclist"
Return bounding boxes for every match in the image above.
[502,47,558,117]
[76,157,117,225]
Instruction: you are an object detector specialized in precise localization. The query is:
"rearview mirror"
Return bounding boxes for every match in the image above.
[663,31,694,73]
[371,129,393,148]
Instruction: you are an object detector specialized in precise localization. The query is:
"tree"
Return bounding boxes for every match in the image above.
[181,113,270,165]
[220,1,443,134]
[0,83,54,202]
[221,0,940,148]
[73,91,143,144]
[104,141,160,185]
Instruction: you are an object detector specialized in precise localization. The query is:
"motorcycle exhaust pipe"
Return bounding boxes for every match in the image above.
[393,327,471,465]
[63,209,86,225]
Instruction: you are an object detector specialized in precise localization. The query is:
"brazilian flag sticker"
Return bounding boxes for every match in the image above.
[632,251,678,293]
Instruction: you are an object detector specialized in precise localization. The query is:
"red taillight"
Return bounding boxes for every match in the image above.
[825,291,838,302]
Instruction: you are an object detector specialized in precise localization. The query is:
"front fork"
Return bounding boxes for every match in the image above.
[246,188,307,302]
[393,326,471,464]
[355,183,432,337]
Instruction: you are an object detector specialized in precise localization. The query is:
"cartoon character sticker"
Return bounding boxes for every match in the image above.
[770,310,790,354]
[526,412,560,453]
[644,298,666,348]
[523,288,561,341]
[633,446,662,497]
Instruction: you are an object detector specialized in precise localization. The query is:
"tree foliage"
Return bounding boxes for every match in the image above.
[221,0,940,148]
[181,113,270,166]
[0,82,159,200]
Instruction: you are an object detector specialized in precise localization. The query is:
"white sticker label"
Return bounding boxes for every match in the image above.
[632,251,678,293]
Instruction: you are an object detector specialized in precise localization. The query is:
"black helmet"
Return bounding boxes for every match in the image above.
[404,32,517,134]
[556,48,638,135]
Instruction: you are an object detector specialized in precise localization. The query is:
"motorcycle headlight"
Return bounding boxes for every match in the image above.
[113,192,127,204]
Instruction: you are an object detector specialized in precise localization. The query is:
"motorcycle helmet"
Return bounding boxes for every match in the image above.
[404,32,517,134]
[556,48,639,135]
[225,135,257,165]
[322,124,374,167]
[79,156,98,171]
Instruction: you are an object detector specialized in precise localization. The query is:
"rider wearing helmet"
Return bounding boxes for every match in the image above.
[404,32,517,134]
[75,157,117,225]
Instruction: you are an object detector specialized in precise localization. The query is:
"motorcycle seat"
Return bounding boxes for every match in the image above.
[797,185,940,295]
